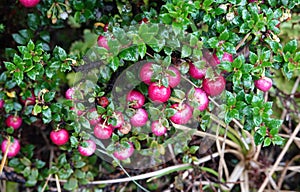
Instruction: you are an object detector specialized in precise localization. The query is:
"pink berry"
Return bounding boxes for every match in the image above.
[94,123,113,139]
[0,100,4,108]
[254,76,272,92]
[189,62,206,79]
[1,138,21,158]
[212,52,233,66]
[130,108,148,127]
[50,129,69,146]
[202,75,226,96]
[97,35,109,50]
[103,24,108,32]
[148,83,171,103]
[78,140,96,156]
[19,0,40,7]
[189,88,209,111]
[70,107,83,116]
[87,108,102,126]
[113,142,134,160]
[112,111,124,128]
[126,90,145,109]
[139,62,154,85]
[169,103,193,125]
[65,87,75,100]
[5,115,22,130]
[151,120,167,136]
[167,66,181,88]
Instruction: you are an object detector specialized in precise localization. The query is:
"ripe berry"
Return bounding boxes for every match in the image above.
[189,62,206,79]
[94,123,113,139]
[1,138,21,158]
[97,35,109,50]
[113,142,134,160]
[103,23,109,32]
[139,18,149,24]
[139,62,154,85]
[254,76,272,92]
[189,88,209,111]
[6,115,22,130]
[167,66,181,88]
[130,108,148,127]
[151,120,167,136]
[112,111,124,128]
[148,83,171,103]
[0,99,5,108]
[202,75,226,96]
[65,87,75,100]
[170,103,193,125]
[78,140,96,156]
[87,108,102,126]
[97,96,109,108]
[20,91,36,106]
[126,90,145,108]
[50,129,69,146]
[118,122,131,135]
[19,0,40,7]
[212,52,233,66]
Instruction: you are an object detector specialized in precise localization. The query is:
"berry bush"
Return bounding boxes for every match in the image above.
[1,0,300,191]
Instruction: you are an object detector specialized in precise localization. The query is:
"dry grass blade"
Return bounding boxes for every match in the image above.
[55,174,61,192]
[221,161,245,191]
[258,122,300,192]
[0,138,11,174]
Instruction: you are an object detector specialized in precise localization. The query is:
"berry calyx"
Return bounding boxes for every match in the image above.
[202,75,226,96]
[189,62,206,79]
[112,111,124,128]
[1,138,21,158]
[167,66,181,88]
[19,0,40,7]
[151,120,167,136]
[94,123,113,139]
[97,35,109,50]
[139,62,154,85]
[254,76,272,92]
[169,103,193,125]
[113,142,134,160]
[78,140,96,156]
[6,115,22,130]
[130,108,148,127]
[50,129,69,146]
[126,90,145,109]
[148,83,171,103]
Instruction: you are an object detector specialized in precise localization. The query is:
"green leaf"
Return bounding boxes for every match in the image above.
[4,62,16,71]
[181,45,192,58]
[27,40,35,51]
[13,71,24,85]
[12,33,27,45]
[263,137,271,147]
[283,39,297,53]
[165,108,177,118]
[42,107,52,124]
[64,178,78,191]
[54,46,67,61]
[219,29,229,41]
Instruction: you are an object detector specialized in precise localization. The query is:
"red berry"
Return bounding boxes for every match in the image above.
[0,100,4,108]
[6,115,22,130]
[139,62,154,85]
[98,96,109,108]
[167,66,181,88]
[202,75,226,96]
[1,138,21,158]
[126,90,145,109]
[130,108,148,127]
[254,76,272,92]
[148,83,171,103]
[19,0,40,7]
[103,23,109,32]
[20,91,36,106]
[189,62,206,79]
[113,142,134,160]
[87,108,102,126]
[78,140,96,156]
[212,52,233,66]
[65,87,75,100]
[170,103,193,125]
[94,123,113,139]
[151,120,167,136]
[189,88,209,111]
[50,129,69,146]
[97,35,109,50]
[139,18,149,24]
[112,111,124,128]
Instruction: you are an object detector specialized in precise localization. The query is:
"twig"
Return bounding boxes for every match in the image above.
[235,33,251,51]
[258,122,300,192]
[0,138,10,174]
